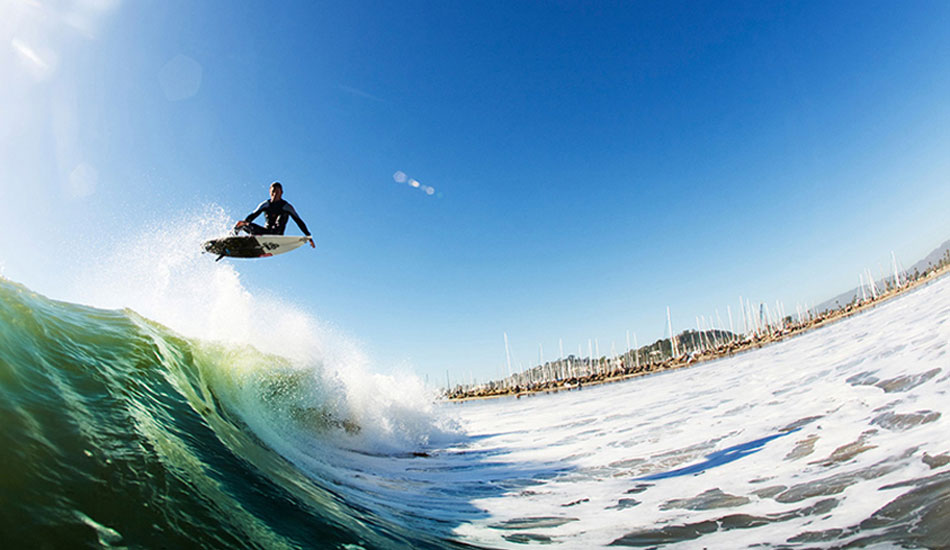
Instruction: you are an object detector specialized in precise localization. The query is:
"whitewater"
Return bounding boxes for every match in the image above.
[1,212,948,548]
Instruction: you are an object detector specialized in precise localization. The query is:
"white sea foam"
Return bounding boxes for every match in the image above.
[341,275,950,549]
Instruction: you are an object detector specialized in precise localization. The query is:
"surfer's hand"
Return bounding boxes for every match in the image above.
[235,220,247,228]
[308,237,315,248]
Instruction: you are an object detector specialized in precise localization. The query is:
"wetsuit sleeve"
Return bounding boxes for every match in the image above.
[244,200,268,223]
[283,203,311,236]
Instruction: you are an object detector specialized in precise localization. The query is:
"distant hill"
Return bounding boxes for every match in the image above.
[813,239,950,313]
[910,239,950,274]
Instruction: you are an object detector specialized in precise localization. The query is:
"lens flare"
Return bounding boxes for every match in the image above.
[394,171,438,197]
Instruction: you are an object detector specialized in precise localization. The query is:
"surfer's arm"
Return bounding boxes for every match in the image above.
[244,201,268,223]
[283,203,311,237]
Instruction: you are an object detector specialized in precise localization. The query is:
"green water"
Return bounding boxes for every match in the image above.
[0,277,451,549]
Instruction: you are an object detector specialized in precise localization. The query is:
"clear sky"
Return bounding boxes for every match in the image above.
[3,0,950,386]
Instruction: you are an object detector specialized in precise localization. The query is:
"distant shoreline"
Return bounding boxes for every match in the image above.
[446,262,950,403]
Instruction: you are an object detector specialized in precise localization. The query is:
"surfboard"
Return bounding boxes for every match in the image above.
[203,235,312,260]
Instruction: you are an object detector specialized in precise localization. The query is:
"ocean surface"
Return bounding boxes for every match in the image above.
[2,227,949,548]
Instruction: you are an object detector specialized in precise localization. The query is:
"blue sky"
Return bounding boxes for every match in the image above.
[3,1,950,385]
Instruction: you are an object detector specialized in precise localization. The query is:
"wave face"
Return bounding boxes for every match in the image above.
[0,276,468,549]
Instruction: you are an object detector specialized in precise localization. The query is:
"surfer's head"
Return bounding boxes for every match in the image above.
[270,182,283,201]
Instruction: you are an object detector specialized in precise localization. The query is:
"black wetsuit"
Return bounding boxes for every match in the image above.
[240,199,311,236]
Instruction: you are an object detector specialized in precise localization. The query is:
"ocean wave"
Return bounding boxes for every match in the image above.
[0,277,462,549]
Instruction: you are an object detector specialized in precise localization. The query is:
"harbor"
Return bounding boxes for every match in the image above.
[446,250,950,401]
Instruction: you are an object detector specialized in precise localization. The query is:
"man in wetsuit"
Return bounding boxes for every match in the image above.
[234,182,316,248]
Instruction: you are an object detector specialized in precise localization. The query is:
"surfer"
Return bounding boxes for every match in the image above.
[234,182,315,248]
